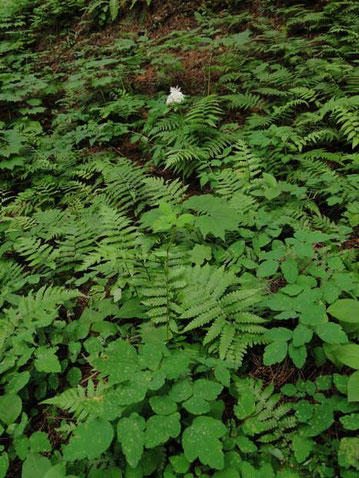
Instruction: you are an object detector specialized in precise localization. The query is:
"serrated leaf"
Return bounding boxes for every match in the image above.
[316,322,348,344]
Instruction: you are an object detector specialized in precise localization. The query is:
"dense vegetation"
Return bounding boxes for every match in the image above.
[1,0,359,476]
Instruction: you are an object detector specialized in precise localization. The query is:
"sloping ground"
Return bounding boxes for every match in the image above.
[1,1,359,477]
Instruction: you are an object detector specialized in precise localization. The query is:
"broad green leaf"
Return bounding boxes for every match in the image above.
[22,454,51,478]
[316,322,348,344]
[340,414,359,430]
[281,384,297,396]
[182,416,227,470]
[257,260,279,278]
[192,379,223,399]
[170,454,190,474]
[183,396,210,414]
[0,453,8,478]
[214,364,230,387]
[184,195,240,240]
[149,396,177,415]
[289,343,307,368]
[325,344,359,369]
[281,258,298,284]
[44,464,67,478]
[263,341,288,365]
[235,435,257,453]
[117,414,145,468]
[300,304,326,326]
[264,327,292,342]
[169,379,193,403]
[0,394,22,425]
[64,418,114,461]
[328,299,359,323]
[117,299,145,319]
[234,391,255,420]
[29,431,51,453]
[191,244,212,265]
[92,339,138,384]
[292,436,313,463]
[293,324,312,347]
[34,347,61,373]
[295,400,313,423]
[348,371,359,402]
[302,406,334,437]
[145,413,181,448]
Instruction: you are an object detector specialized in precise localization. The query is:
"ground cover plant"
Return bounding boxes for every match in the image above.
[1,0,359,476]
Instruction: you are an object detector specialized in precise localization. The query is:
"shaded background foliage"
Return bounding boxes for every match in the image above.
[1,0,359,477]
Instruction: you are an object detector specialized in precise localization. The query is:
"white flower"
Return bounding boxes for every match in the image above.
[166,86,185,105]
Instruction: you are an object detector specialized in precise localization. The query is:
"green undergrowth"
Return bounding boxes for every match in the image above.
[1,0,359,476]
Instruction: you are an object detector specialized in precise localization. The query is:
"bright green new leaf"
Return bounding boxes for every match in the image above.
[29,432,51,453]
[325,344,359,369]
[190,244,212,266]
[34,347,61,373]
[22,454,51,478]
[328,299,359,323]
